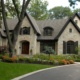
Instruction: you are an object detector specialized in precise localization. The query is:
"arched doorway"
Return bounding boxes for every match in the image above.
[67,41,74,54]
[22,41,29,54]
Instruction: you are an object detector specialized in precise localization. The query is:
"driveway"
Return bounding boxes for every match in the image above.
[19,63,80,80]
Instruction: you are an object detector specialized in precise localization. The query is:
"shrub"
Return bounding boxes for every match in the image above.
[54,60,59,65]
[33,54,49,60]
[43,46,55,55]
[19,57,27,63]
[75,59,80,62]
[10,56,18,62]
[2,55,18,63]
[0,46,8,54]
[61,59,67,65]
[0,54,3,59]
[66,60,70,64]
[69,60,74,64]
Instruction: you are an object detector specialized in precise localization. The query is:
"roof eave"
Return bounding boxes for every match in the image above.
[55,18,80,39]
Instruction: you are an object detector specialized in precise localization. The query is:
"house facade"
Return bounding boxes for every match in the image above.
[0,13,80,55]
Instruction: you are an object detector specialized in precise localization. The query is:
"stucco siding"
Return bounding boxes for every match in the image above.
[58,22,80,55]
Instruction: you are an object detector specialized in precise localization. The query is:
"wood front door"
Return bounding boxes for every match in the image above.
[22,41,29,54]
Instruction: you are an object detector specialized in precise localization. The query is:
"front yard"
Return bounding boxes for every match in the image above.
[0,54,77,80]
[0,62,52,80]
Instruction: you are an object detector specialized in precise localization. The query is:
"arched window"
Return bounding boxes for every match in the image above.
[20,27,30,35]
[44,27,53,36]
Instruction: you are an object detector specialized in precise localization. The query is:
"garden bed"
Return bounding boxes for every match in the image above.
[1,54,75,65]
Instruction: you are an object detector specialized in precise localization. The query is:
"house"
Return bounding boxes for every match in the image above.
[0,12,80,55]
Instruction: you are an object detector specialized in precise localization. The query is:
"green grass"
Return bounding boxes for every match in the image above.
[0,62,52,80]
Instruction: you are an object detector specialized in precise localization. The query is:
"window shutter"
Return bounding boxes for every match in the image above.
[63,41,67,54]
[74,41,78,54]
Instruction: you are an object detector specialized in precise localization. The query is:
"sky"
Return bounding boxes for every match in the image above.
[45,0,80,10]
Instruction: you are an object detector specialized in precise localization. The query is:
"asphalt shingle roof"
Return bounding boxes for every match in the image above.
[37,18,68,40]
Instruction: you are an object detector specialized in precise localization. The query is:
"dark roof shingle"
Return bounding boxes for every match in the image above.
[37,18,68,40]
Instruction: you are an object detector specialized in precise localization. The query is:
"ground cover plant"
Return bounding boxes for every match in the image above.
[1,53,75,65]
[0,62,52,80]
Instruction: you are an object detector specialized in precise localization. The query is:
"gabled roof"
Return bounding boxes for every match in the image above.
[37,17,80,40]
[1,12,41,37]
[25,13,41,35]
[37,18,68,40]
[55,18,80,39]
[72,13,80,20]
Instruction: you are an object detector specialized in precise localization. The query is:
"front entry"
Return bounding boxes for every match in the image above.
[22,41,29,54]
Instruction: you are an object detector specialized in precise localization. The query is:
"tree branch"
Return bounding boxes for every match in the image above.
[12,0,20,19]
[1,0,12,47]
[12,0,31,46]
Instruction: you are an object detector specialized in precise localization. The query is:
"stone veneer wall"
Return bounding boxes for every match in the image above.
[14,17,37,55]
[57,22,80,55]
[73,16,80,28]
[36,41,40,54]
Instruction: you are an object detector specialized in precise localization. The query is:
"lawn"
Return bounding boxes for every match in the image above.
[0,62,52,80]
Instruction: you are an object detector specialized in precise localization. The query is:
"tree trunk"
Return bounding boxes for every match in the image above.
[1,0,31,57]
[1,0,13,57]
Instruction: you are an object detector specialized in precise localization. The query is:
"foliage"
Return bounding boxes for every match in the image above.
[69,60,74,64]
[2,55,18,62]
[1,0,31,57]
[1,53,76,66]
[48,6,73,19]
[69,0,80,8]
[27,0,48,20]
[0,46,8,54]
[73,8,80,14]
[33,54,49,60]
[43,46,55,55]
[75,46,80,54]
[5,0,21,18]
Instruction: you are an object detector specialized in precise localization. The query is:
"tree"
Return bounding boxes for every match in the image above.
[73,8,80,13]
[0,0,2,28]
[27,0,48,20]
[48,6,73,19]
[69,0,80,7]
[5,0,21,18]
[43,46,55,57]
[1,0,31,57]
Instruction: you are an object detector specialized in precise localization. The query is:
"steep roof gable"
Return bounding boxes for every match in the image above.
[1,12,41,37]
[55,18,80,39]
[37,18,68,40]
[72,13,80,20]
[25,12,41,35]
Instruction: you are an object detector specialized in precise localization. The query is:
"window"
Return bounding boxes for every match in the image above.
[69,28,72,33]
[75,20,78,24]
[40,41,55,53]
[44,27,53,36]
[67,41,74,54]
[20,27,30,35]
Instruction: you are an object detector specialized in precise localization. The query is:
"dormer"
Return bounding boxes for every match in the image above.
[43,26,53,36]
